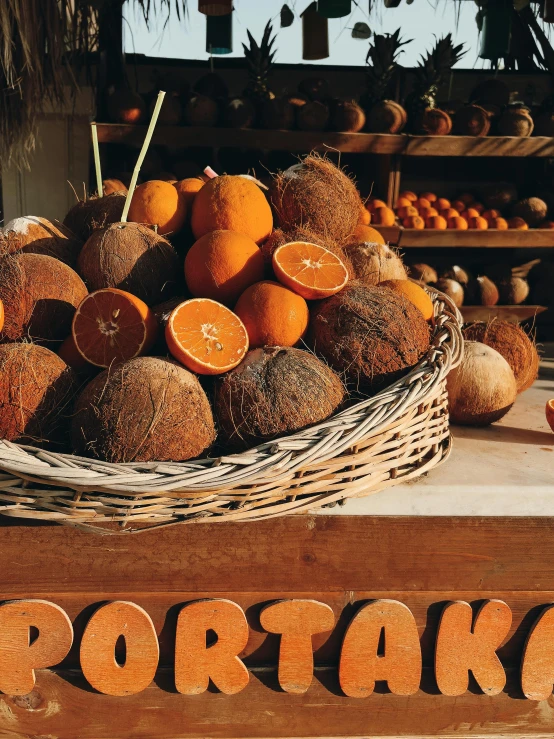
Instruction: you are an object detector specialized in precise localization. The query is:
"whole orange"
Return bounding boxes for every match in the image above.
[359,206,371,225]
[399,190,418,202]
[184,230,264,306]
[174,178,204,216]
[426,215,447,230]
[234,280,309,348]
[398,205,419,219]
[349,224,385,244]
[403,215,425,229]
[436,198,451,211]
[128,180,187,235]
[396,196,413,209]
[380,279,434,322]
[372,206,396,227]
[490,217,508,230]
[441,208,460,219]
[419,207,439,219]
[191,175,273,244]
[420,191,437,203]
[469,216,489,230]
[367,199,387,212]
[508,217,529,230]
[448,216,468,230]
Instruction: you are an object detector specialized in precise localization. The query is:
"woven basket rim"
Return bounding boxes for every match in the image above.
[0,287,463,501]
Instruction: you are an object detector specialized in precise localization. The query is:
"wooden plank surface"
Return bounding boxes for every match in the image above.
[462,305,548,323]
[404,134,554,157]
[396,228,554,248]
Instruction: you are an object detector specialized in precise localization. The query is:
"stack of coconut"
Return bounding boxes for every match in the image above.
[0,154,542,466]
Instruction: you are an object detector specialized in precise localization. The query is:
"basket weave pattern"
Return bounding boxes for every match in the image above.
[0,289,463,533]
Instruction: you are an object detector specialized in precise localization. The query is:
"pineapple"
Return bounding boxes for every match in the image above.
[363,29,411,134]
[407,34,465,135]
[243,21,277,103]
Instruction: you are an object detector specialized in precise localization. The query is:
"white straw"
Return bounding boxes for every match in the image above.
[90,123,103,197]
[121,90,166,223]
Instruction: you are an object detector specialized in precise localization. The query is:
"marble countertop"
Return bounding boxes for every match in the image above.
[317,344,554,516]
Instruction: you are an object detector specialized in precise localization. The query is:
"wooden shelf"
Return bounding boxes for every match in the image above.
[461,305,548,323]
[95,124,554,157]
[376,227,554,248]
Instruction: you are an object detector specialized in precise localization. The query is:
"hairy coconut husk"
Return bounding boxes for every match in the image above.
[224,97,256,128]
[63,192,126,242]
[103,179,128,196]
[465,276,499,306]
[463,321,539,393]
[447,341,517,425]
[440,265,470,287]
[214,346,345,450]
[184,95,219,127]
[367,100,407,134]
[343,242,406,285]
[533,112,554,137]
[270,154,362,245]
[0,343,77,448]
[480,182,518,211]
[262,98,295,130]
[434,278,464,307]
[512,197,548,228]
[413,108,452,136]
[497,108,534,137]
[409,263,438,284]
[331,101,366,133]
[151,91,182,125]
[0,253,87,345]
[77,222,181,306]
[470,79,510,109]
[106,87,146,125]
[453,105,491,136]
[497,276,530,305]
[298,77,330,102]
[310,283,430,393]
[297,101,329,131]
[3,216,82,267]
[71,356,216,463]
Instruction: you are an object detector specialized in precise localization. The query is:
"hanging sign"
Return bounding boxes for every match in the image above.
[1,597,553,699]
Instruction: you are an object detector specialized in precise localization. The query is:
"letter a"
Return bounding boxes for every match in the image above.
[522,604,554,700]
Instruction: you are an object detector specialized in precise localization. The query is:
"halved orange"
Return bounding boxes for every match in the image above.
[72,288,158,368]
[272,241,349,300]
[166,298,248,375]
[546,399,554,432]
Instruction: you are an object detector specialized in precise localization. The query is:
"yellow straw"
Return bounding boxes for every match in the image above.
[121,90,166,223]
[90,123,103,197]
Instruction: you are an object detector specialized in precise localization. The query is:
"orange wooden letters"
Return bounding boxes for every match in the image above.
[260,600,335,694]
[521,604,554,700]
[175,599,249,695]
[0,599,73,695]
[339,599,422,697]
[435,600,511,696]
[80,601,159,696]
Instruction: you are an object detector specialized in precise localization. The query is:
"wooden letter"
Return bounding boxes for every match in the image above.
[522,604,554,700]
[80,601,159,696]
[175,599,249,695]
[0,599,73,695]
[339,599,421,697]
[435,600,511,696]
[260,599,334,694]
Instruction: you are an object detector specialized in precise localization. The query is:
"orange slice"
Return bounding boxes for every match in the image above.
[72,288,158,368]
[272,241,349,300]
[166,298,249,375]
[546,399,554,432]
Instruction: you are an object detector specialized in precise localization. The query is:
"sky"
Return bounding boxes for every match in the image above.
[123,1,483,69]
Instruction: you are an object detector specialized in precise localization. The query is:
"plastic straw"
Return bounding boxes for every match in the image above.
[90,123,103,197]
[121,90,166,223]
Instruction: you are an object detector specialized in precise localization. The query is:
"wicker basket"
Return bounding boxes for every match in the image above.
[0,288,463,534]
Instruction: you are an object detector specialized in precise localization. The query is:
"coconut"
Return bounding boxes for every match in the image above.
[480,182,518,211]
[262,98,295,130]
[463,321,539,393]
[310,283,430,393]
[453,104,491,136]
[440,265,470,287]
[0,343,77,447]
[497,277,529,305]
[533,112,554,137]
[224,97,256,128]
[447,341,518,425]
[512,197,548,228]
[343,242,406,285]
[297,101,329,131]
[331,101,366,133]
[367,101,407,134]
[0,253,87,344]
[184,95,219,127]
[465,276,499,306]
[103,179,128,196]
[413,108,452,136]
[497,108,534,137]
[298,77,329,102]
[434,278,464,307]
[106,87,145,124]
[3,216,83,267]
[151,91,182,125]
[271,154,362,245]
[71,356,216,463]
[409,263,438,284]
[63,193,126,242]
[77,222,181,306]
[470,79,510,108]
[214,346,345,449]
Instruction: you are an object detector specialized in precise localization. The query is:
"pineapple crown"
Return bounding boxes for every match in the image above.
[365,29,411,104]
[243,21,277,99]
[412,34,466,107]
